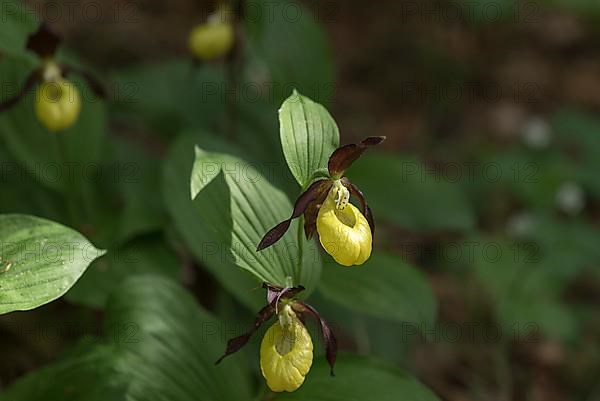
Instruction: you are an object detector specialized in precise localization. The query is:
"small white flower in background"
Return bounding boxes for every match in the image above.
[521,116,551,149]
[506,212,536,239]
[556,182,586,215]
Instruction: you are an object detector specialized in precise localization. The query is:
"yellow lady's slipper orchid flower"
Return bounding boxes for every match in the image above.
[35,79,81,132]
[257,136,385,267]
[216,283,337,393]
[1,25,104,125]
[316,181,372,266]
[189,6,235,61]
[260,305,313,392]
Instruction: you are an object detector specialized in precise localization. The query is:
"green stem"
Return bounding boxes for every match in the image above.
[55,133,78,226]
[296,215,304,279]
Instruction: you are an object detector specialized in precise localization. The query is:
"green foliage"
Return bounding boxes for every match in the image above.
[0,57,108,193]
[65,237,180,309]
[0,214,104,314]
[163,134,265,310]
[0,276,252,401]
[320,251,437,327]
[0,0,37,57]
[245,0,334,105]
[274,354,440,401]
[348,152,475,231]
[190,145,322,291]
[279,90,340,187]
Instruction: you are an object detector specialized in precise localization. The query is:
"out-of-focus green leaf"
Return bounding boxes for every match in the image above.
[278,91,339,187]
[0,143,64,220]
[274,354,440,401]
[0,214,105,314]
[471,235,578,341]
[319,251,436,327]
[190,145,322,291]
[552,109,600,196]
[0,276,254,401]
[105,276,253,401]
[348,152,475,231]
[110,138,165,243]
[245,0,334,105]
[109,60,226,135]
[0,0,38,57]
[163,134,265,310]
[0,57,107,193]
[65,237,180,309]
[0,345,127,401]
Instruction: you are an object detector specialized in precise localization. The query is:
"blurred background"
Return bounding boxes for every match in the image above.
[1,0,599,400]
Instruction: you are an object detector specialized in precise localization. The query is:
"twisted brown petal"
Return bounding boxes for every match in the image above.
[257,179,331,251]
[328,136,386,177]
[0,70,40,112]
[215,303,275,365]
[293,301,338,376]
[342,178,375,235]
[62,64,107,98]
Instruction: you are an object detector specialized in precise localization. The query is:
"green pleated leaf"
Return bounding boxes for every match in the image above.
[319,251,437,327]
[0,276,253,401]
[65,237,180,309]
[190,145,322,291]
[0,214,105,314]
[0,0,38,57]
[0,56,107,193]
[470,234,578,341]
[163,135,265,310]
[278,91,340,188]
[106,276,253,401]
[348,152,475,231]
[274,354,440,401]
[0,344,127,401]
[245,0,334,105]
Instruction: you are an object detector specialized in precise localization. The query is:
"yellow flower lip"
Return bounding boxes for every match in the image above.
[316,182,372,266]
[189,6,235,61]
[35,78,81,132]
[256,136,384,257]
[216,283,338,392]
[260,306,313,392]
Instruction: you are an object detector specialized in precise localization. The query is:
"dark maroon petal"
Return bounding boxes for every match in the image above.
[294,302,338,376]
[328,136,386,177]
[0,70,40,113]
[262,283,305,306]
[257,179,330,251]
[342,178,375,235]
[61,64,107,98]
[215,304,275,365]
[26,23,61,58]
[303,180,332,239]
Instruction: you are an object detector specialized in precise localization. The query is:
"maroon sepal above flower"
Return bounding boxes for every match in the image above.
[215,283,337,376]
[263,282,305,307]
[257,136,385,252]
[328,136,386,178]
[26,23,61,58]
